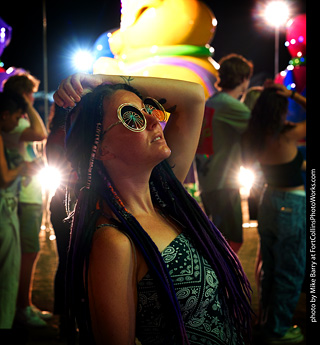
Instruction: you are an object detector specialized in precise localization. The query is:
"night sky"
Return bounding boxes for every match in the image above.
[1,0,306,91]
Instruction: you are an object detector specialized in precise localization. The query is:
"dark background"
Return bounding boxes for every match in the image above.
[1,0,306,91]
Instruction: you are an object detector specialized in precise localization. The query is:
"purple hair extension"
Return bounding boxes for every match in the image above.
[102,172,189,344]
[86,122,102,189]
[153,161,253,335]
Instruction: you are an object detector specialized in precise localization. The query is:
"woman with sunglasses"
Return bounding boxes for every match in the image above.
[53,73,252,345]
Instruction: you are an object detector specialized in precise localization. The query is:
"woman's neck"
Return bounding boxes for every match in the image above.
[108,168,156,216]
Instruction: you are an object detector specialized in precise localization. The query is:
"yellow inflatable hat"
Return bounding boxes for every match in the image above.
[93,0,219,98]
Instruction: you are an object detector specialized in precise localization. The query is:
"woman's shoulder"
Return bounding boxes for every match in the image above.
[89,225,136,284]
[92,217,131,252]
[282,120,306,142]
[92,215,145,279]
[94,215,126,239]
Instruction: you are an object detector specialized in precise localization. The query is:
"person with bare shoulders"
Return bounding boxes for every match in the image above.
[243,81,306,344]
[53,73,253,344]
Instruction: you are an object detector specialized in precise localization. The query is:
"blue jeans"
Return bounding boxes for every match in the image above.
[258,188,306,336]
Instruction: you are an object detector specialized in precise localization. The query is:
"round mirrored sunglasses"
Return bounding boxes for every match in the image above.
[103,97,167,134]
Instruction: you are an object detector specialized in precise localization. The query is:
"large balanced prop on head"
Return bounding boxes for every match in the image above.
[93,0,219,98]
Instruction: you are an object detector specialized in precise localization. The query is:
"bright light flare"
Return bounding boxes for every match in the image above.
[253,0,293,33]
[37,166,61,194]
[72,50,94,71]
[49,234,56,241]
[263,1,290,27]
[239,166,255,195]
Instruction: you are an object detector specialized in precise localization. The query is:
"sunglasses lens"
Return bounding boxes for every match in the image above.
[120,105,146,131]
[144,98,167,122]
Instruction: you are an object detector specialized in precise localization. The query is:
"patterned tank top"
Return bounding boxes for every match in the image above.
[136,232,241,345]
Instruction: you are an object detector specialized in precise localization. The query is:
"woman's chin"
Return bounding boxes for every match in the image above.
[160,145,172,159]
[152,145,172,165]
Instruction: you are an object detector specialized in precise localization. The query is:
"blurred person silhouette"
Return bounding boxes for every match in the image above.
[0,91,37,330]
[242,81,306,344]
[241,86,264,221]
[196,54,253,253]
[46,103,74,339]
[53,73,253,345]
[242,86,263,111]
[2,74,50,327]
[241,85,264,324]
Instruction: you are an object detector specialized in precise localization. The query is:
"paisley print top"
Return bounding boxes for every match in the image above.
[136,232,241,345]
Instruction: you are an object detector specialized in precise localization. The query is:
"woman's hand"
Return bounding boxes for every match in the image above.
[53,73,206,182]
[264,79,292,98]
[53,73,106,108]
[264,79,306,109]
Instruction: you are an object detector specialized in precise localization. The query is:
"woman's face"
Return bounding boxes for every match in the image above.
[99,90,171,169]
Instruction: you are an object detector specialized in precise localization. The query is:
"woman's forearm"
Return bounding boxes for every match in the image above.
[53,73,205,183]
[291,91,306,109]
[20,102,48,142]
[54,73,205,113]
[0,153,26,189]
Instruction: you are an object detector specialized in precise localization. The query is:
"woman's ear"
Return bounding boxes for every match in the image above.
[96,144,116,161]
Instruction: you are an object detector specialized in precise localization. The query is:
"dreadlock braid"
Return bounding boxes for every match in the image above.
[92,161,189,344]
[149,161,252,338]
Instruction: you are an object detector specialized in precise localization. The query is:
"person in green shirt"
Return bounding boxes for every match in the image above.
[196,54,253,253]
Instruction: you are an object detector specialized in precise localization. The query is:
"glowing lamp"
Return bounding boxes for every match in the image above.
[37,166,61,194]
[261,0,291,76]
[263,1,290,27]
[239,166,255,196]
[72,50,94,72]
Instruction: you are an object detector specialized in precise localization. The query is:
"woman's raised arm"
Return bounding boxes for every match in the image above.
[54,73,205,182]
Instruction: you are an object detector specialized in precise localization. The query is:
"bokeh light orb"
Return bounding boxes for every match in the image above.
[285,13,306,57]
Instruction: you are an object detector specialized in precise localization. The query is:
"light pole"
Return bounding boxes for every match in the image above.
[263,1,290,77]
[274,24,279,78]
[42,0,49,124]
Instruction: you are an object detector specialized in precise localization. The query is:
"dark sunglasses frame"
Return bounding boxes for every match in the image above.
[103,97,167,134]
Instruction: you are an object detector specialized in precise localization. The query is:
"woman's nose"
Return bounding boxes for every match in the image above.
[144,112,160,129]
